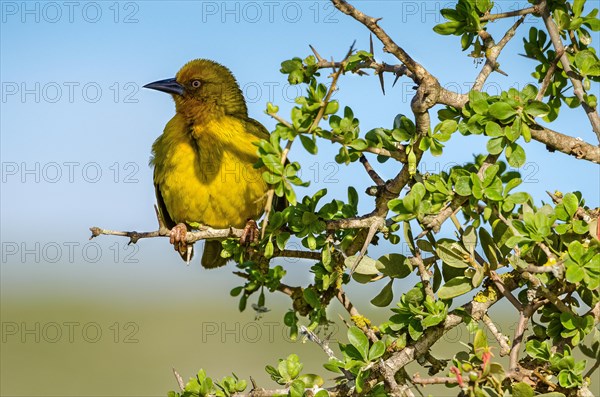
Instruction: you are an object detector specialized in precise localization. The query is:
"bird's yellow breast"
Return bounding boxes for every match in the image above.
[152,113,267,229]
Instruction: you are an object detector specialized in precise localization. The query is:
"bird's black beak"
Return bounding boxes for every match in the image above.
[143,78,185,96]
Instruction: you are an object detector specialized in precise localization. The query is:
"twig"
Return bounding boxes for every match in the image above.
[482,314,511,356]
[536,48,565,101]
[336,287,378,342]
[274,249,322,261]
[89,225,243,244]
[509,305,535,371]
[411,375,457,385]
[349,217,384,274]
[539,0,600,139]
[359,155,385,186]
[331,0,427,80]
[520,271,574,315]
[299,325,336,359]
[490,271,523,311]
[412,252,434,301]
[473,15,526,91]
[233,271,299,298]
[479,6,539,21]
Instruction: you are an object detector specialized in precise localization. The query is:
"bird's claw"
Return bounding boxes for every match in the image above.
[170,223,188,256]
[240,219,259,246]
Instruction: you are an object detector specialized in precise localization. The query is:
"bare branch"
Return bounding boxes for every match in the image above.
[482,314,511,356]
[360,155,385,186]
[473,15,526,91]
[411,375,457,385]
[509,309,530,370]
[530,125,600,164]
[490,270,524,311]
[539,0,600,139]
[336,287,379,343]
[89,225,243,245]
[412,252,434,301]
[331,0,428,81]
[480,6,539,22]
[536,48,565,101]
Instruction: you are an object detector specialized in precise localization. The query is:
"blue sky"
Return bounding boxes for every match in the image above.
[1,0,598,302]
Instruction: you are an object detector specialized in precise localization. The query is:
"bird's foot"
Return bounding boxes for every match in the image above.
[170,223,188,256]
[240,219,259,246]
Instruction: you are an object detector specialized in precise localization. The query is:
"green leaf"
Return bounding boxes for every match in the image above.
[299,134,318,155]
[489,101,517,120]
[368,340,386,361]
[433,21,463,35]
[506,142,526,167]
[276,232,290,250]
[376,254,413,278]
[288,380,305,397]
[573,0,584,16]
[348,327,369,361]
[436,240,471,268]
[264,239,274,259]
[298,374,324,387]
[324,100,339,115]
[525,101,550,118]
[346,255,379,275]
[303,288,320,308]
[486,136,505,155]
[485,121,504,137]
[438,276,473,299]
[455,175,472,196]
[512,382,534,397]
[568,240,585,261]
[370,280,394,307]
[563,193,579,218]
[473,329,488,358]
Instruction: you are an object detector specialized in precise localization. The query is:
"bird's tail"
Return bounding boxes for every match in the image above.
[200,240,228,268]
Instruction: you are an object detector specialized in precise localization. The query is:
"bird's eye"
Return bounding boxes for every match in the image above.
[191,80,201,88]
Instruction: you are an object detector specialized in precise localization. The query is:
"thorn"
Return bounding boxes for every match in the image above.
[495,67,508,76]
[250,376,258,390]
[378,72,385,95]
[392,69,402,87]
[309,44,324,62]
[173,368,185,391]
[347,40,357,58]
[185,245,193,265]
[369,33,374,55]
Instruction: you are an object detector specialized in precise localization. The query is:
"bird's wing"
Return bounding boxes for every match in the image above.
[244,117,270,140]
[154,175,176,230]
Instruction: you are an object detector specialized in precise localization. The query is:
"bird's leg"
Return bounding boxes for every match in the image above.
[240,219,259,246]
[170,223,188,255]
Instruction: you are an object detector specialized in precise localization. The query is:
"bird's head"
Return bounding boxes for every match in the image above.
[144,59,247,120]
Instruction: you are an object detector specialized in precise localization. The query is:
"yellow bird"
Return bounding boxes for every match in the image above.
[144,59,269,268]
